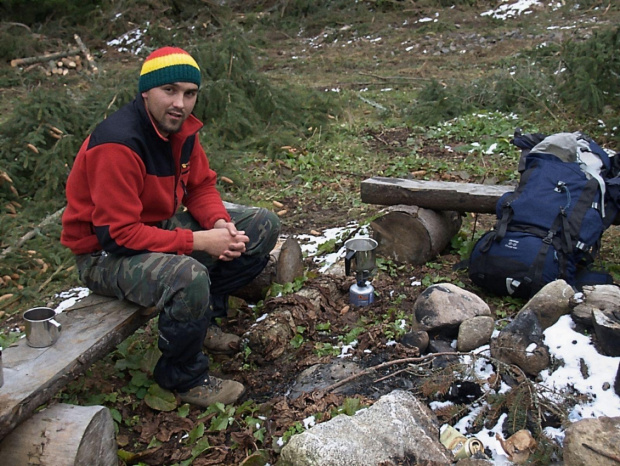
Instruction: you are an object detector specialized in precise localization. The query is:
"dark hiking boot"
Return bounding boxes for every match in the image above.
[178,376,245,407]
[203,325,240,354]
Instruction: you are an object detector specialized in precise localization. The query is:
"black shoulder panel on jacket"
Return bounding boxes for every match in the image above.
[87,96,183,177]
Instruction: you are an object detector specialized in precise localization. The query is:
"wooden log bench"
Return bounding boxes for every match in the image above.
[0,237,302,464]
[360,176,512,213]
[359,176,619,264]
[358,177,511,264]
[360,176,620,222]
[0,294,153,464]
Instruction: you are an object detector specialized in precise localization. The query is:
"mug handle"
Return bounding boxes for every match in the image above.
[50,319,62,332]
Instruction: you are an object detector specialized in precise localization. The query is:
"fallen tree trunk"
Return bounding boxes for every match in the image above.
[371,205,462,265]
[0,403,117,466]
[10,48,81,67]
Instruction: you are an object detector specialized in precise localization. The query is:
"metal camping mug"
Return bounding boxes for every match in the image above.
[344,237,378,277]
[23,307,62,348]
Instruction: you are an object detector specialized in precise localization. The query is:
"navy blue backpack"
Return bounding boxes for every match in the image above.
[468,132,618,299]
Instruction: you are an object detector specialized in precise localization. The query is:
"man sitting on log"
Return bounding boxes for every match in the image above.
[60,47,280,407]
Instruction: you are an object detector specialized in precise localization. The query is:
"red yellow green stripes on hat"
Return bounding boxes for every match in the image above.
[138,47,201,93]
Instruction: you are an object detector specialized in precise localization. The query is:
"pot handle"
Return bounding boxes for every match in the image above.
[344,250,356,276]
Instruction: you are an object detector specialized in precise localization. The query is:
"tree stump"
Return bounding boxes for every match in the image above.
[0,403,117,466]
[370,205,462,265]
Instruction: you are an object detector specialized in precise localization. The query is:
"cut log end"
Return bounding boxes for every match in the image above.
[371,205,462,265]
[0,403,118,466]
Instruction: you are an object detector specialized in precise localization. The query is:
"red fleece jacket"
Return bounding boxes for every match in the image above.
[61,96,230,256]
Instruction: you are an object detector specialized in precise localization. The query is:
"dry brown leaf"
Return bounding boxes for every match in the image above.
[277,209,287,216]
[0,294,14,303]
[496,430,537,464]
[272,200,284,208]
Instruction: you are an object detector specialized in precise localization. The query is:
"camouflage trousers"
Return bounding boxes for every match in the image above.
[74,205,280,391]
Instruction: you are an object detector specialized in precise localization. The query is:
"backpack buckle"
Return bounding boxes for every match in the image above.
[543,231,554,244]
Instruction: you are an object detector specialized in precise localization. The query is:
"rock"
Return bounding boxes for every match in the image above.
[428,339,459,370]
[615,362,620,397]
[278,390,452,466]
[457,316,495,352]
[455,459,494,465]
[563,416,620,465]
[520,279,574,330]
[490,309,550,376]
[288,361,363,399]
[571,284,620,328]
[401,330,430,352]
[413,283,491,335]
[592,308,620,356]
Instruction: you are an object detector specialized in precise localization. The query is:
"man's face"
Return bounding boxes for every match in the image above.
[142,82,199,137]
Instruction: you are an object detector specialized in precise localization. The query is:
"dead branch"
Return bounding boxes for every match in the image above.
[1,22,31,32]
[357,71,429,81]
[10,48,81,68]
[0,207,65,261]
[324,352,462,393]
[74,34,98,73]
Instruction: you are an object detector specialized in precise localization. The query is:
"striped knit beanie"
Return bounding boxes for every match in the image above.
[138,47,201,93]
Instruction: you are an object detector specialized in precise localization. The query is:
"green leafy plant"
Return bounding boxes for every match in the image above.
[313,342,341,357]
[290,325,307,349]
